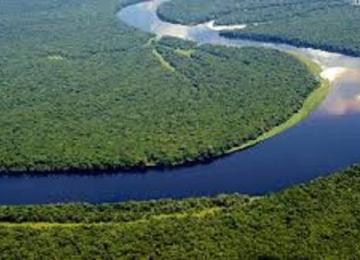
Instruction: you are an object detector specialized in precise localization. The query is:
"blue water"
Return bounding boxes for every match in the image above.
[0,0,359,205]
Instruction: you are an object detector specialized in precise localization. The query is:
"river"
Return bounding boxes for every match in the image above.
[0,0,359,205]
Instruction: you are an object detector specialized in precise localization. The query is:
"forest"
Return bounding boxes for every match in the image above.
[0,0,320,172]
[1,165,360,258]
[158,0,360,57]
[1,0,360,258]
[157,0,345,25]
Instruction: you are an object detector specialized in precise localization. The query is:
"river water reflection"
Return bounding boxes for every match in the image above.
[0,0,359,205]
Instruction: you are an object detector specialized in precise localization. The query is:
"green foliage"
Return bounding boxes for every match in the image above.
[157,0,345,25]
[158,0,360,57]
[1,165,360,258]
[222,5,360,57]
[0,0,319,172]
[0,194,248,224]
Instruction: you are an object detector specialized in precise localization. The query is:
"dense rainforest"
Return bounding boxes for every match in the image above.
[1,1,360,258]
[1,165,360,258]
[158,0,360,56]
[0,0,320,172]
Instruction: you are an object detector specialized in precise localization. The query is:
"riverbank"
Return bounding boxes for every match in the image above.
[220,32,360,58]
[1,165,360,258]
[224,55,330,154]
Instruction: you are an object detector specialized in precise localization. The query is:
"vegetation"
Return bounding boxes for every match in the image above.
[0,0,320,172]
[1,165,360,258]
[158,0,360,56]
[1,1,358,258]
[158,0,344,25]
[234,53,329,151]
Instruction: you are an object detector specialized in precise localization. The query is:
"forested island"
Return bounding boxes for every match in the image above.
[0,0,322,173]
[1,165,360,258]
[158,0,360,56]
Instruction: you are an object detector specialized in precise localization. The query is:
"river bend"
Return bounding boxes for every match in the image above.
[0,0,359,205]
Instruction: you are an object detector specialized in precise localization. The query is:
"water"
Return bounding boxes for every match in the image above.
[0,0,360,205]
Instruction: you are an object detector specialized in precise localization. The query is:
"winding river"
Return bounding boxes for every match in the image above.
[1,0,360,205]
